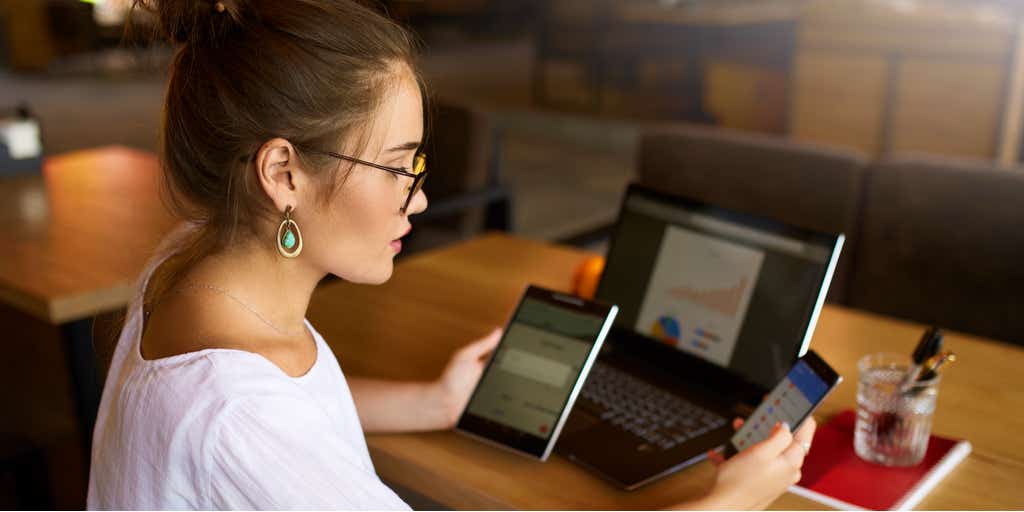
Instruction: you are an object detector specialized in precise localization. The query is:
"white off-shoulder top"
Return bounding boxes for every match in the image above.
[87,229,409,510]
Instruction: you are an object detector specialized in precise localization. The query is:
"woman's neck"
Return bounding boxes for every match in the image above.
[184,238,325,339]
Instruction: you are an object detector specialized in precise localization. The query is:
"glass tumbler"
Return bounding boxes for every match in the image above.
[854,353,941,466]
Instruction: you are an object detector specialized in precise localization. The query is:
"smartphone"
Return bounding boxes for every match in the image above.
[456,285,618,461]
[725,350,841,457]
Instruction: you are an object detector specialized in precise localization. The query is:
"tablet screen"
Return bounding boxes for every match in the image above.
[458,287,616,459]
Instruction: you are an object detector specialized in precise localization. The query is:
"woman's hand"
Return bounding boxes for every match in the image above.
[434,328,502,428]
[348,329,501,433]
[692,417,816,510]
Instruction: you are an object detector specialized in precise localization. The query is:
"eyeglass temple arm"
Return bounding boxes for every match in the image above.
[301,147,421,178]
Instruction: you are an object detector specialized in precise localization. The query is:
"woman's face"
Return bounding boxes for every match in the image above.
[298,68,426,284]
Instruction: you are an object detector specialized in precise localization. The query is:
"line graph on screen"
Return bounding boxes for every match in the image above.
[667,276,750,318]
[635,226,766,366]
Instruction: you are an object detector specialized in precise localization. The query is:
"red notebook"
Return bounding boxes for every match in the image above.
[791,410,972,510]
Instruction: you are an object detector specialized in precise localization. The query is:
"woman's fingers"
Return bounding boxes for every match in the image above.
[459,328,502,361]
[779,418,816,480]
[752,422,792,457]
[707,449,726,466]
[781,437,809,470]
[794,416,816,452]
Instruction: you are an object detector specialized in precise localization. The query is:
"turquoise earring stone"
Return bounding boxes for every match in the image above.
[283,229,296,250]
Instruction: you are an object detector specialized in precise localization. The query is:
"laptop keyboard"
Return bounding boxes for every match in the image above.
[578,362,728,451]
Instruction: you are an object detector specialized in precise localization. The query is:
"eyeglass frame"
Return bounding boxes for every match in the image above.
[298,146,428,214]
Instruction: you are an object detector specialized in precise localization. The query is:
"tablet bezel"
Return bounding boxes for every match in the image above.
[455,285,618,460]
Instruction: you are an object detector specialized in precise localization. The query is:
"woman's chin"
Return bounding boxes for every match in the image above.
[338,265,393,286]
[368,269,393,285]
[374,259,396,284]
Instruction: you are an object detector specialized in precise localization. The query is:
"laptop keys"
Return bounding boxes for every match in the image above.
[579,363,726,451]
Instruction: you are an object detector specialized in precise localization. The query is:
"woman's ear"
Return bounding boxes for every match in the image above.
[254,138,306,213]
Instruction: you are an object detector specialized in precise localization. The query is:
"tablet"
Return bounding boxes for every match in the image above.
[456,285,618,460]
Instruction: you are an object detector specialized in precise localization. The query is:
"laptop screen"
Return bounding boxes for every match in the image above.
[595,185,843,390]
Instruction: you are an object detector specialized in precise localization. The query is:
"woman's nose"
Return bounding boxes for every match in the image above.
[407,188,428,216]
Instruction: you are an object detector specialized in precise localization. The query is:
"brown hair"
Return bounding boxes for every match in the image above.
[133,0,422,307]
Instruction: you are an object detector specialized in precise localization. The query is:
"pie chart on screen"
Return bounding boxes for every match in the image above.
[650,315,681,346]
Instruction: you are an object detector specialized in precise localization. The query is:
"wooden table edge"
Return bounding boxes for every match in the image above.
[0,285,52,323]
[369,444,513,510]
[45,144,159,166]
[0,280,135,325]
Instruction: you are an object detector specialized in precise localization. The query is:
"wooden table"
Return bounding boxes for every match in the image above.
[307,234,1024,510]
[0,146,175,444]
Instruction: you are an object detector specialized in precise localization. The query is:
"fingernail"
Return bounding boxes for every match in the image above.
[782,422,792,432]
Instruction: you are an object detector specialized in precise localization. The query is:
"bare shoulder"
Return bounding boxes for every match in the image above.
[140,287,248,360]
[251,337,318,378]
[141,290,316,378]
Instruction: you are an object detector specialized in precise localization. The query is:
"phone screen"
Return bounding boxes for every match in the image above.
[730,352,840,453]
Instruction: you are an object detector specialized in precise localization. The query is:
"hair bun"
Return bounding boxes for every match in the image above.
[135,0,248,46]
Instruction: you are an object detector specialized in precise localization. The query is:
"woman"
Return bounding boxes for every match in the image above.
[88,0,815,509]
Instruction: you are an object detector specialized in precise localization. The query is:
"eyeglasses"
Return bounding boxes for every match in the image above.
[302,147,428,214]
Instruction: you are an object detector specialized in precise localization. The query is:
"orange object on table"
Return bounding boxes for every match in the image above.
[572,255,605,299]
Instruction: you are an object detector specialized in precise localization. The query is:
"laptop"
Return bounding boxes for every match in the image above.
[555,183,845,489]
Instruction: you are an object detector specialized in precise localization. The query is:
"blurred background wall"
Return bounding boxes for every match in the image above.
[5,0,1024,242]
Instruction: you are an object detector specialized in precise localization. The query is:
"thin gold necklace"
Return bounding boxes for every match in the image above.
[150,281,308,338]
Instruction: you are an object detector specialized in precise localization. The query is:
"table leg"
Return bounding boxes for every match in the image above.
[60,318,101,457]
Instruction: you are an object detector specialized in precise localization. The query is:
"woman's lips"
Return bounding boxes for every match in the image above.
[391,226,411,253]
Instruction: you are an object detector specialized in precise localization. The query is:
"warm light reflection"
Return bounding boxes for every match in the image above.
[18,186,48,227]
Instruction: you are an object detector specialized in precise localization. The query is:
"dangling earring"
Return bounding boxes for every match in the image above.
[277,205,303,258]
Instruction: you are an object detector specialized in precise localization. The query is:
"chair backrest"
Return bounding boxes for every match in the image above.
[637,123,868,304]
[848,155,1024,345]
[406,98,507,252]
[423,99,495,203]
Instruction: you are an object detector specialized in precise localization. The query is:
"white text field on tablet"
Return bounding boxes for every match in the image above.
[499,347,572,388]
